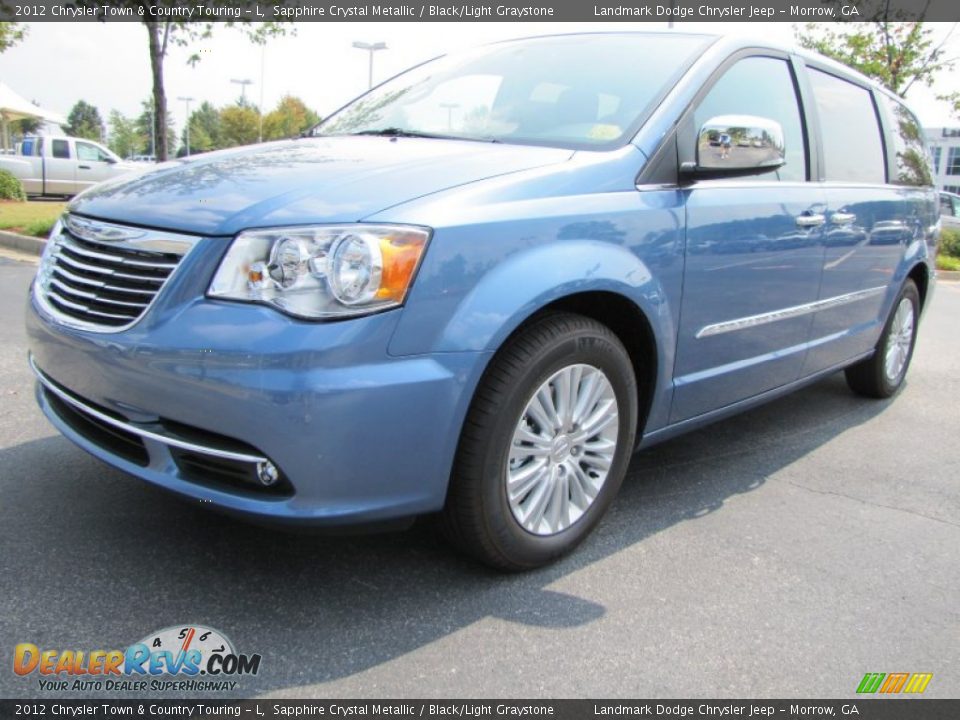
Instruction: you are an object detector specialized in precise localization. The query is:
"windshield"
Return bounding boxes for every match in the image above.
[315,33,713,150]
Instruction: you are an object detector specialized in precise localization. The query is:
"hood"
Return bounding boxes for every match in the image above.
[69,137,573,236]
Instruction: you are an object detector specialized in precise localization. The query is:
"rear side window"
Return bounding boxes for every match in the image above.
[694,56,807,182]
[51,140,70,159]
[879,94,933,187]
[808,69,885,184]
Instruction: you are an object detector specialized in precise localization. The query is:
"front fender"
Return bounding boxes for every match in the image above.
[412,240,661,354]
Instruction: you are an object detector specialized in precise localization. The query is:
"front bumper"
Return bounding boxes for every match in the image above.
[27,289,488,527]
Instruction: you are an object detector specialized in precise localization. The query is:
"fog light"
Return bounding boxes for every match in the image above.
[256,460,280,486]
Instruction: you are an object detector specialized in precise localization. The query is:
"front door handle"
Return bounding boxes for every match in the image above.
[796,213,826,228]
[830,212,857,225]
[78,165,91,170]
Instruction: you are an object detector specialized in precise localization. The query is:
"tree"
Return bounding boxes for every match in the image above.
[65,100,105,141]
[181,101,223,154]
[134,98,176,157]
[0,22,26,53]
[107,110,144,159]
[220,103,260,148]
[262,95,320,141]
[73,3,292,161]
[795,16,956,97]
[13,115,42,137]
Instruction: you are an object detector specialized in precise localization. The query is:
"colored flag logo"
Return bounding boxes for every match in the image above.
[856,673,933,694]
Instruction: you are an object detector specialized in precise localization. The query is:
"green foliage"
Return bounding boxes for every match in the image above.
[182,101,222,154]
[66,6,293,160]
[936,254,960,272]
[0,169,26,201]
[794,19,954,97]
[940,228,960,259]
[134,98,176,156]
[0,21,27,52]
[65,100,105,141]
[0,200,67,233]
[219,104,260,148]
[939,92,960,122]
[21,218,59,238]
[262,95,320,141]
[107,110,145,159]
[12,116,42,137]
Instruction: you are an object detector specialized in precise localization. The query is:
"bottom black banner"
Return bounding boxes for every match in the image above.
[1,700,958,720]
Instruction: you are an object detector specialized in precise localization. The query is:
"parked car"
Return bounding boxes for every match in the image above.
[0,135,140,197]
[26,33,938,570]
[127,154,157,163]
[940,191,960,231]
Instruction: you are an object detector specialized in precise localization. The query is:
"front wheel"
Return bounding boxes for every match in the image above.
[845,279,920,398]
[441,313,638,571]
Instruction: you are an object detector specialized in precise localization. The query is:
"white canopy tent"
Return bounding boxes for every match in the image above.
[0,82,67,151]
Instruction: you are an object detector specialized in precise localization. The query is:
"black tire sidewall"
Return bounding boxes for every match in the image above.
[474,322,637,568]
[876,281,920,396]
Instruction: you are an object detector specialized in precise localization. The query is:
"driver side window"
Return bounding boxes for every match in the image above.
[77,142,110,163]
[694,56,808,182]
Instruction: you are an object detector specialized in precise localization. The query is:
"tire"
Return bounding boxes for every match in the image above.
[441,312,638,571]
[845,279,920,399]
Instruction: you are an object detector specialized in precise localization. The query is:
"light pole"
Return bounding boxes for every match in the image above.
[148,98,156,159]
[258,44,265,143]
[231,78,253,104]
[352,41,387,90]
[177,96,194,156]
[440,102,459,131]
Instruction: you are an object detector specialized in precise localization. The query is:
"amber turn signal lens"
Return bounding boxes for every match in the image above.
[377,232,429,302]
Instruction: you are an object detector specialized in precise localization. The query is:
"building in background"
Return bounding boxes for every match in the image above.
[927,127,960,194]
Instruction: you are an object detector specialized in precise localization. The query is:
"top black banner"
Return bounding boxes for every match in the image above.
[3,0,959,23]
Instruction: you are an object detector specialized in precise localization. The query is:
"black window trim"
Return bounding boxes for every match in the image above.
[801,60,889,186]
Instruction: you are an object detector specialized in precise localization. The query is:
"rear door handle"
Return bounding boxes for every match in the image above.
[796,213,825,228]
[830,212,857,225]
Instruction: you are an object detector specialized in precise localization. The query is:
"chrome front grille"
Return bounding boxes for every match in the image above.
[34,215,199,332]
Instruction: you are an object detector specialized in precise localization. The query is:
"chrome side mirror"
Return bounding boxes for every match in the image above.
[693,115,786,176]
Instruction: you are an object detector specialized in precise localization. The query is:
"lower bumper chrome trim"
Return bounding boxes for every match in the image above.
[29,355,269,465]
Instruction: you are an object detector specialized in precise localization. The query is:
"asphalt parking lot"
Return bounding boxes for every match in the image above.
[1,252,957,699]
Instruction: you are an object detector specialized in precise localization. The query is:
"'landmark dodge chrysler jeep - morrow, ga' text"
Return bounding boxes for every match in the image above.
[27,33,938,569]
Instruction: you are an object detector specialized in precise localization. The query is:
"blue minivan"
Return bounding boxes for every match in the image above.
[27,33,938,569]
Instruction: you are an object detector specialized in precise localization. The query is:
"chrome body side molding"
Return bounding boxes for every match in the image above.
[696,286,887,339]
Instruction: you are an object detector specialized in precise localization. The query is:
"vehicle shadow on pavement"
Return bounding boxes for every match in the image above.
[0,372,893,698]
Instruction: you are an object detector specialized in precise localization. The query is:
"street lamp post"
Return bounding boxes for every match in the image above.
[258,45,265,143]
[352,41,388,90]
[231,78,253,104]
[149,98,156,159]
[440,102,459,131]
[177,96,194,156]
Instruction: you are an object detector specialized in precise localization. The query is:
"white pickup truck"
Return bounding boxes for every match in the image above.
[0,136,141,197]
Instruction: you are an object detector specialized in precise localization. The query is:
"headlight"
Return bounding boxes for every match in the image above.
[208,225,430,319]
[34,218,64,291]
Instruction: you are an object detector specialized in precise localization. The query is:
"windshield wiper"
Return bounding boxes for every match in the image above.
[348,127,448,139]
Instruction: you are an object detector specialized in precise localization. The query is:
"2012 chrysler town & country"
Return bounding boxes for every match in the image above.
[27,33,938,569]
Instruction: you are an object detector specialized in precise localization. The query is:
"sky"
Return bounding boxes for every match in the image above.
[2,21,958,140]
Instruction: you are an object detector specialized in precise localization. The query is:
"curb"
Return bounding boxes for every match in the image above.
[0,230,45,256]
[939,270,960,281]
